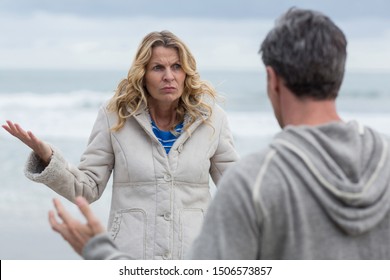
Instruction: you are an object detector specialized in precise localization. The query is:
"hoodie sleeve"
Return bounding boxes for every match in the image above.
[187,153,262,259]
[83,233,132,260]
[24,105,115,203]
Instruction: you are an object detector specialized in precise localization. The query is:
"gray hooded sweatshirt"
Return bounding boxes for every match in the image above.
[187,120,390,259]
[83,121,390,259]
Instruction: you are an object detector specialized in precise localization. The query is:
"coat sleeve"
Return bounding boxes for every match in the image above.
[24,105,115,203]
[209,107,239,185]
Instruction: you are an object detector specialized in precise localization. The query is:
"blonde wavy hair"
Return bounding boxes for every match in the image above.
[107,30,217,132]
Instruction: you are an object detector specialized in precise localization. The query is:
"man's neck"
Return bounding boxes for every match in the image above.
[281,93,342,127]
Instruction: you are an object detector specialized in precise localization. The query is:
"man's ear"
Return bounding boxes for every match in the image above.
[266,66,279,95]
[265,66,284,128]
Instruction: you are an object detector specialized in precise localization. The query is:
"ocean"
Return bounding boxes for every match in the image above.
[1,69,390,259]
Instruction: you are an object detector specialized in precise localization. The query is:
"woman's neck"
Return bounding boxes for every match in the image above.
[148,102,178,131]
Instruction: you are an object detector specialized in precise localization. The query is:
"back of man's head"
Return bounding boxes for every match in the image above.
[259,7,347,100]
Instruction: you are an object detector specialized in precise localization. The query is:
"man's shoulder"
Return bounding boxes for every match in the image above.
[235,149,274,171]
[219,147,277,191]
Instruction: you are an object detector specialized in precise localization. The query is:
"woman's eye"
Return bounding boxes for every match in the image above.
[153,65,163,71]
[172,64,181,70]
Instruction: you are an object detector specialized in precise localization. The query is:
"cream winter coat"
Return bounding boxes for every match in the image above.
[25,101,239,260]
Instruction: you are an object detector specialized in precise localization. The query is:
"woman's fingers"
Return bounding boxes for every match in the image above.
[2,120,19,137]
[3,120,52,162]
[13,122,29,136]
[3,120,33,146]
[2,122,12,134]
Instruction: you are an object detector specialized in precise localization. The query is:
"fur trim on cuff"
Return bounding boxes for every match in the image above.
[24,146,68,185]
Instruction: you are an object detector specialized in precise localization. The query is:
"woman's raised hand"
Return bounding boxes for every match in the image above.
[2,120,53,164]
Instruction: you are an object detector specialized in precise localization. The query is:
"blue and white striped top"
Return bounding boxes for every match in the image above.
[151,120,184,154]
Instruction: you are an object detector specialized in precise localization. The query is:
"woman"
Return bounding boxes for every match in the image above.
[2,31,238,259]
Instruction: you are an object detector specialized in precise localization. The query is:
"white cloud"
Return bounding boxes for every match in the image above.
[0,12,389,72]
[337,18,390,72]
[347,39,390,72]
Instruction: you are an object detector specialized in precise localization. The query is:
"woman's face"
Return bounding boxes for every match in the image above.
[145,46,186,108]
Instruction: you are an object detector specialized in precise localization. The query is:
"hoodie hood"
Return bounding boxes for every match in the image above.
[271,121,390,236]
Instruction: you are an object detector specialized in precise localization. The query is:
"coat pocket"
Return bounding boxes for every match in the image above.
[179,208,204,259]
[110,208,147,259]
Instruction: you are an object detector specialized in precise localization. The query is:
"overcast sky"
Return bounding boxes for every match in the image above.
[1,0,389,71]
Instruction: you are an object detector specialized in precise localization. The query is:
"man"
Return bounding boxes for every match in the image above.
[50,7,390,259]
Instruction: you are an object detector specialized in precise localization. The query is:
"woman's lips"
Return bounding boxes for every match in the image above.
[161,86,176,93]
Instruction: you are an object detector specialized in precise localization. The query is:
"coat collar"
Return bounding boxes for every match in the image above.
[131,102,209,147]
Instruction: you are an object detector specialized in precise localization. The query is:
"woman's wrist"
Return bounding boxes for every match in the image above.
[41,147,53,165]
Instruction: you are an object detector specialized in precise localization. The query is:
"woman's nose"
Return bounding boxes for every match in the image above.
[163,69,174,81]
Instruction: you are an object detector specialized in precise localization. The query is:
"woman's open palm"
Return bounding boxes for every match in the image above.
[2,120,52,163]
